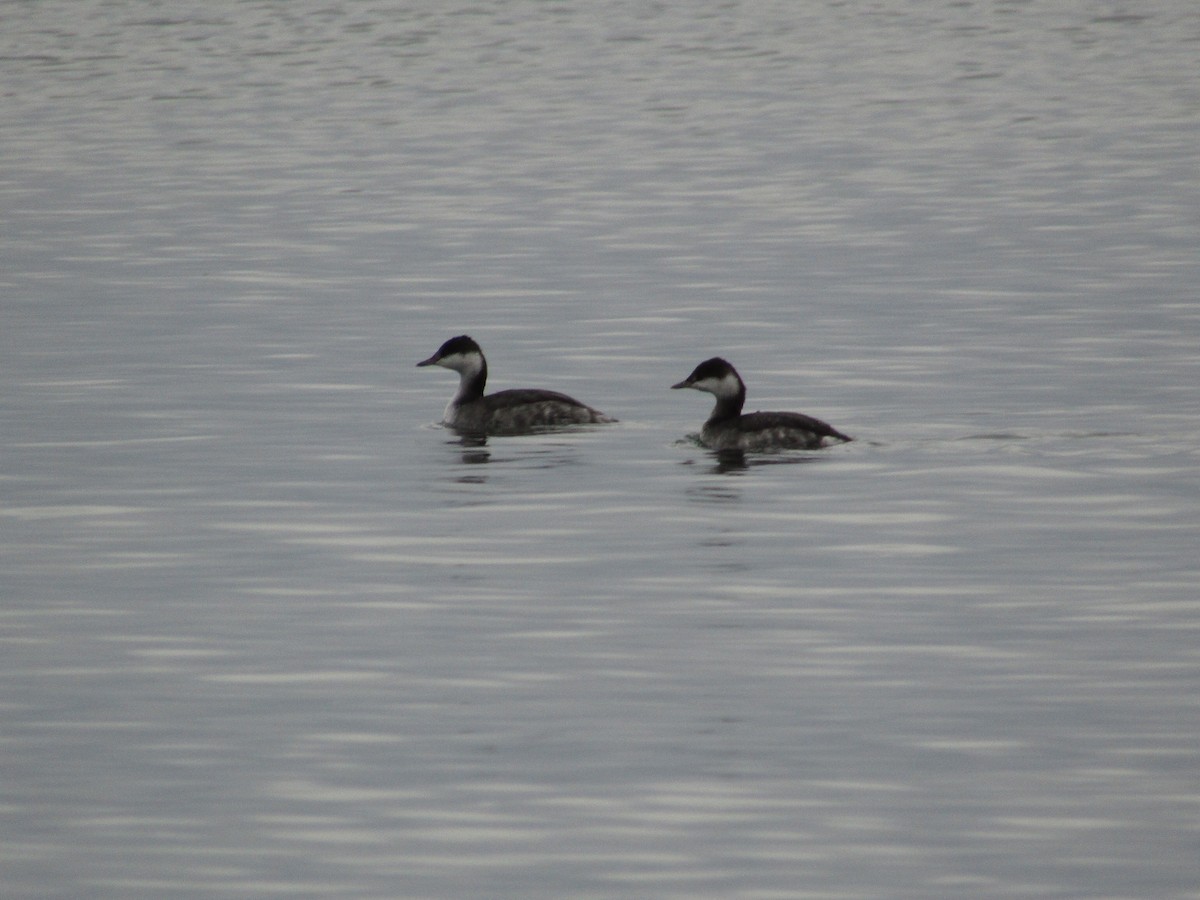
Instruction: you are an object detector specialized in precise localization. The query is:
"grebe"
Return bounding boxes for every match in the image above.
[418,335,616,434]
[672,357,851,451]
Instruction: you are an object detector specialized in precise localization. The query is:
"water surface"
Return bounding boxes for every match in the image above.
[3,2,1199,897]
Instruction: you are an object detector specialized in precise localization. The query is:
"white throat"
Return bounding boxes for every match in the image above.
[439,351,484,418]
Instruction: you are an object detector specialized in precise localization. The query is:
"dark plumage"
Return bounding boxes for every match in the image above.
[417,335,616,435]
[672,357,851,451]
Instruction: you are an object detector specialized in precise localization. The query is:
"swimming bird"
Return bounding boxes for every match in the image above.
[417,335,616,434]
[672,357,851,451]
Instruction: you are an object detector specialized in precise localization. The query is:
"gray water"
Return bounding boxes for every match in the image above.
[3,2,1199,898]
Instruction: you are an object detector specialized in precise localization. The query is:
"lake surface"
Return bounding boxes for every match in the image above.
[3,2,1199,897]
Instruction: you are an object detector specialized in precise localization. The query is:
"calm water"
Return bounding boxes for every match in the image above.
[3,2,1199,897]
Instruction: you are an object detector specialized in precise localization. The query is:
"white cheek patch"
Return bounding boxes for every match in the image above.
[437,352,483,378]
[694,373,739,397]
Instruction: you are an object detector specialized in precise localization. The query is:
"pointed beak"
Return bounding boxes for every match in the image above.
[416,355,438,368]
[671,379,692,390]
